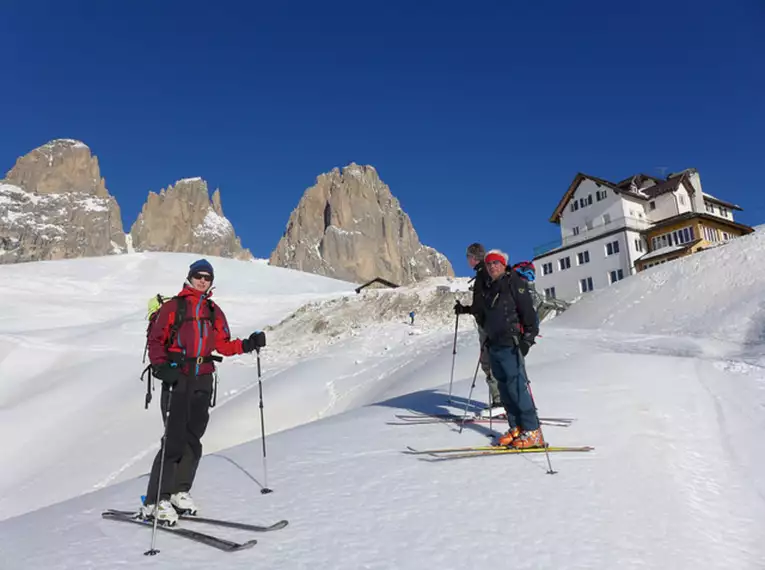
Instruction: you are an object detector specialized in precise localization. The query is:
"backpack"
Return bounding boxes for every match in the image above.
[512,261,536,283]
[140,294,218,410]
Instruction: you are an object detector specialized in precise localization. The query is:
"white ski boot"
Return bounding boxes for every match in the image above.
[478,403,506,418]
[170,492,198,515]
[140,500,179,526]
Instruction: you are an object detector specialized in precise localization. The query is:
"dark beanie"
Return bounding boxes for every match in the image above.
[466,243,485,258]
[188,258,214,279]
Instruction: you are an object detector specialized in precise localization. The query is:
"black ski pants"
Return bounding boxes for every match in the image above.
[145,372,213,503]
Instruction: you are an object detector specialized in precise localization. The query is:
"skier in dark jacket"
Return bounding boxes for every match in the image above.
[454,243,502,413]
[478,249,543,449]
[141,259,266,525]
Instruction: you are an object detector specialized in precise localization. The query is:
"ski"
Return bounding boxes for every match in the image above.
[104,509,288,533]
[404,444,593,456]
[419,446,594,461]
[393,413,574,426]
[101,511,257,552]
[385,416,571,427]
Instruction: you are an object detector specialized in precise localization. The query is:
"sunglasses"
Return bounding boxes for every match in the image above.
[486,260,504,266]
[191,272,213,282]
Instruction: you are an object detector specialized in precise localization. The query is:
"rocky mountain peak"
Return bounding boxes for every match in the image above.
[0,139,126,264]
[269,163,454,284]
[5,139,109,197]
[129,177,252,260]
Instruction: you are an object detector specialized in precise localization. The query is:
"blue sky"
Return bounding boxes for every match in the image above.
[1,0,763,276]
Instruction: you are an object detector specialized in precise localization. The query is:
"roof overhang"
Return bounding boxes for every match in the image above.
[639,212,755,235]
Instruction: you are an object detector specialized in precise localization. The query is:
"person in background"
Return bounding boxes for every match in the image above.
[453,242,503,416]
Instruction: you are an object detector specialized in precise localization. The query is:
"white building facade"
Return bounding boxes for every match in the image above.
[533,169,751,301]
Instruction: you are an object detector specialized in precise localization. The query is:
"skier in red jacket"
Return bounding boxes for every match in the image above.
[141,259,265,525]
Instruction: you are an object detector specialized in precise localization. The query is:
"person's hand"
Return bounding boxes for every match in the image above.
[454,301,471,315]
[242,331,266,353]
[152,362,180,386]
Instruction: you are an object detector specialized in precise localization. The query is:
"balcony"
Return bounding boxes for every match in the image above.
[533,239,563,258]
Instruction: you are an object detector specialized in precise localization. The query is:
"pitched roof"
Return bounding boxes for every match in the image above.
[702,193,743,211]
[549,173,647,224]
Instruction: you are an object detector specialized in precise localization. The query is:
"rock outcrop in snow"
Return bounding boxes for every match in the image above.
[129,177,252,260]
[269,163,454,285]
[0,139,126,264]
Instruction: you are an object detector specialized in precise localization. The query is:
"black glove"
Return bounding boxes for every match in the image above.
[518,334,535,357]
[152,362,180,386]
[454,301,471,315]
[242,331,266,353]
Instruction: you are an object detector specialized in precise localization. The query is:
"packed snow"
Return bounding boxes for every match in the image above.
[0,233,764,569]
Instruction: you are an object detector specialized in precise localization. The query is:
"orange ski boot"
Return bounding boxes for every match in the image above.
[496,426,521,447]
[510,429,545,449]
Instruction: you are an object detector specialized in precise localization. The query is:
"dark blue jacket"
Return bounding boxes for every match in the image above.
[480,270,539,347]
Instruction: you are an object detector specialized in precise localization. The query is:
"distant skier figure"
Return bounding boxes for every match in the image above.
[478,249,543,449]
[141,259,266,525]
[453,242,503,415]
[409,310,415,325]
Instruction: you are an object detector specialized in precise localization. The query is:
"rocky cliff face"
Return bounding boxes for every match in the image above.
[0,140,126,264]
[129,177,252,260]
[269,163,453,284]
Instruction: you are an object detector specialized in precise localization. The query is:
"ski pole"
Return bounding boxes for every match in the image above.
[144,384,174,556]
[256,349,273,494]
[447,312,459,402]
[458,355,482,433]
[522,353,556,475]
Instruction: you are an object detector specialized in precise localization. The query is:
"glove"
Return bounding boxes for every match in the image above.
[518,334,535,357]
[152,362,180,386]
[242,331,266,353]
[454,301,471,315]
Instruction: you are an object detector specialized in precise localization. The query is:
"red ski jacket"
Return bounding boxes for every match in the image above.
[148,285,244,375]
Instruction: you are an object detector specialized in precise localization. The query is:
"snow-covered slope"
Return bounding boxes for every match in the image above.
[1,233,764,569]
[0,252,357,521]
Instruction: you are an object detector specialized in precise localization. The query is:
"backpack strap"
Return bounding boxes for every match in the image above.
[166,296,186,349]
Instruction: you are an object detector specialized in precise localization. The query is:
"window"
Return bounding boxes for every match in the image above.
[596,189,608,201]
[651,226,695,250]
[603,213,611,225]
[587,194,593,205]
[579,277,594,293]
[579,198,586,208]
[649,201,656,211]
[635,238,644,253]
[679,195,685,205]
[722,232,730,241]
[570,201,579,212]
[572,226,580,236]
[577,251,590,265]
[585,219,593,230]
[542,262,553,275]
[705,202,714,213]
[544,287,556,299]
[720,207,729,218]
[605,240,620,256]
[608,269,624,284]
[703,226,721,243]
[559,256,571,270]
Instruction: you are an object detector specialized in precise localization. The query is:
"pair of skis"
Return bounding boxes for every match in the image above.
[102,509,288,552]
[395,411,592,461]
[403,444,594,461]
[390,411,575,428]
